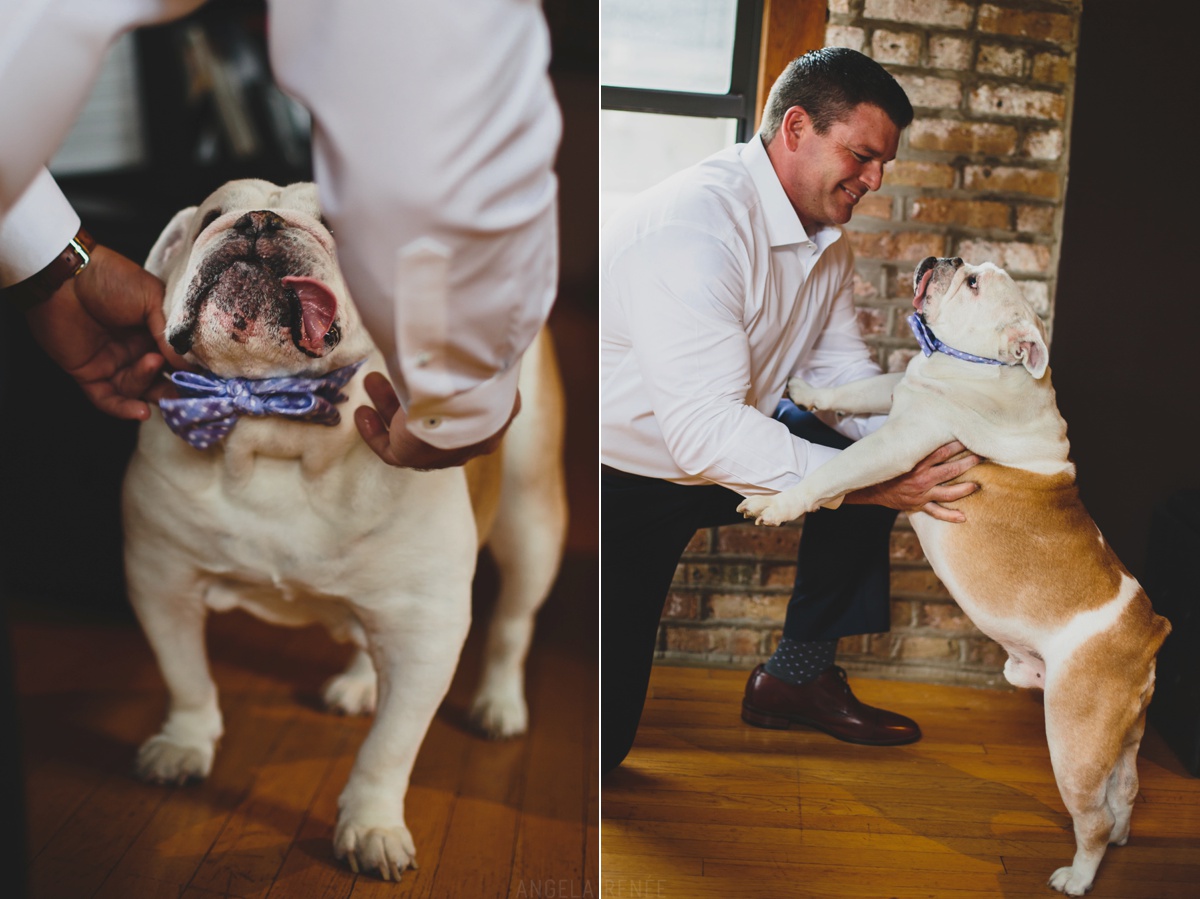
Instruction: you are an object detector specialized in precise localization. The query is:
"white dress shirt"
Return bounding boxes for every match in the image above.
[0,0,560,450]
[600,134,885,495]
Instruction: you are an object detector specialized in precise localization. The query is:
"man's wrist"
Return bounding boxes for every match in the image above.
[3,228,96,312]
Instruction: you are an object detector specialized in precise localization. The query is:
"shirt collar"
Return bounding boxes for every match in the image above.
[739,134,838,249]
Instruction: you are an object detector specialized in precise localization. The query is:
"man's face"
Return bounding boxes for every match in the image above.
[773,102,901,234]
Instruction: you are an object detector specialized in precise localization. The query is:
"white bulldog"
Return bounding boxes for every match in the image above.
[738,256,1170,896]
[122,179,567,880]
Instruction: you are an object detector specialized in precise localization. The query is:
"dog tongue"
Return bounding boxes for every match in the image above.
[282,276,338,352]
[913,268,933,310]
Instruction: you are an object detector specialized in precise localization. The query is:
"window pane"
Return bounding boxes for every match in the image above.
[601,0,738,94]
[601,110,738,224]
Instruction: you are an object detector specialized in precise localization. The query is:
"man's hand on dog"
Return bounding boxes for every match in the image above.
[845,440,980,522]
[355,371,518,469]
[25,245,188,421]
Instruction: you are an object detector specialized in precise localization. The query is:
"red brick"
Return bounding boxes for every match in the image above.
[856,306,888,337]
[854,193,894,220]
[684,529,712,554]
[1023,128,1064,161]
[909,197,1011,230]
[978,4,1076,48]
[963,165,1061,199]
[864,0,973,29]
[662,625,714,653]
[1016,204,1056,235]
[969,84,1066,122]
[889,528,926,562]
[916,601,978,633]
[872,29,921,66]
[886,160,956,189]
[891,598,916,628]
[886,347,918,373]
[897,635,960,661]
[707,593,788,622]
[866,632,900,660]
[716,523,801,555]
[894,73,962,109]
[1032,52,1071,85]
[675,561,760,587]
[908,119,1019,156]
[762,562,798,587]
[964,637,1009,669]
[977,43,1027,78]
[825,25,865,53]
[663,591,700,621]
[846,229,947,263]
[890,567,952,597]
[852,270,881,300]
[928,35,971,70]
[957,238,1053,275]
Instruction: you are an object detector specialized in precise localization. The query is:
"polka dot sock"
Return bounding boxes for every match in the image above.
[763,637,837,685]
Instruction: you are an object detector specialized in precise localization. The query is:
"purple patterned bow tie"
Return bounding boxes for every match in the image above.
[159,360,366,449]
[907,312,1007,366]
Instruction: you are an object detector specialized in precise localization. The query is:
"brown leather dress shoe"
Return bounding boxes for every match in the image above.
[742,664,921,745]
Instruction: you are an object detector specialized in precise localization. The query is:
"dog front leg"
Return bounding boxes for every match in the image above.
[788,372,903,416]
[738,417,950,526]
[333,591,471,880]
[126,563,223,784]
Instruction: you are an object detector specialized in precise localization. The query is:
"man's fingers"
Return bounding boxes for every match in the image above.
[353,405,398,465]
[922,501,966,523]
[920,440,968,468]
[930,481,978,503]
[363,372,403,422]
[932,452,982,482]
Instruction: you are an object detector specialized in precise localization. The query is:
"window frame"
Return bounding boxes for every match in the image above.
[600,0,765,142]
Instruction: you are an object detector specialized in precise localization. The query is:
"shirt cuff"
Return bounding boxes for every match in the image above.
[405,360,522,450]
[0,169,81,287]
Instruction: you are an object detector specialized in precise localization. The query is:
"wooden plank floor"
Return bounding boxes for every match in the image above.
[10,548,597,899]
[602,665,1200,899]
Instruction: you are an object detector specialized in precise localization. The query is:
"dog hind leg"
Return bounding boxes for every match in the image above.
[469,328,568,738]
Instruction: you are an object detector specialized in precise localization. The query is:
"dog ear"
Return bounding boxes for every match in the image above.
[1004,321,1049,378]
[144,206,197,279]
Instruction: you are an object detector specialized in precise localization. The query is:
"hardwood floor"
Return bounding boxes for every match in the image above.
[10,549,596,899]
[602,665,1200,899]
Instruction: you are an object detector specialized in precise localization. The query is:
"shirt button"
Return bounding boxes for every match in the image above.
[414,352,432,367]
[423,416,442,429]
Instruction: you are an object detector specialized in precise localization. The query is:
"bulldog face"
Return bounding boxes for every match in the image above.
[145,179,371,379]
[911,256,1049,378]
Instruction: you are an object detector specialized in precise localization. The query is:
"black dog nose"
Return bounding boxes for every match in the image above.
[232,210,286,237]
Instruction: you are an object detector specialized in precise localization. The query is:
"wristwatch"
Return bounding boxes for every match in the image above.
[2,228,96,312]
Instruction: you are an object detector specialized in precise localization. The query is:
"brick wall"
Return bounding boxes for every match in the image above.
[657,0,1082,687]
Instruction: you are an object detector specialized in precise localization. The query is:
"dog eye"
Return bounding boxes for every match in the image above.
[967,274,979,289]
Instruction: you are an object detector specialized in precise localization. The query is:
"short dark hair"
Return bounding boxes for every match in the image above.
[759,47,913,143]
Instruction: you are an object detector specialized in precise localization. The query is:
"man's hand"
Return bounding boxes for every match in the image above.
[354,371,518,470]
[24,244,187,421]
[845,440,981,522]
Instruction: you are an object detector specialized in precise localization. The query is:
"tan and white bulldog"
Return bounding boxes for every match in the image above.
[737,256,1170,896]
[121,179,567,880]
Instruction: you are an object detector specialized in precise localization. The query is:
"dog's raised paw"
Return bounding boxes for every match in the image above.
[787,376,821,410]
[335,821,417,881]
[1048,865,1093,896]
[135,735,214,785]
[322,671,378,716]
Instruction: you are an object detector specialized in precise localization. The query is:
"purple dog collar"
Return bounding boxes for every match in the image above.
[907,312,1009,367]
[159,360,366,450]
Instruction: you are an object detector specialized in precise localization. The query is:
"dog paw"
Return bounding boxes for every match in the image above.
[737,495,799,527]
[787,377,823,410]
[1048,865,1093,896]
[334,819,417,881]
[322,670,377,716]
[135,734,214,785]
[469,684,529,738]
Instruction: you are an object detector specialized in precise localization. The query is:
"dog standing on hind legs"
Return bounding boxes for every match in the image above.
[121,179,567,880]
[738,256,1169,896]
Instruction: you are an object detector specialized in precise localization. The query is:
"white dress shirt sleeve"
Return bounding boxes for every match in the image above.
[615,224,842,495]
[270,1,561,451]
[0,169,80,286]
